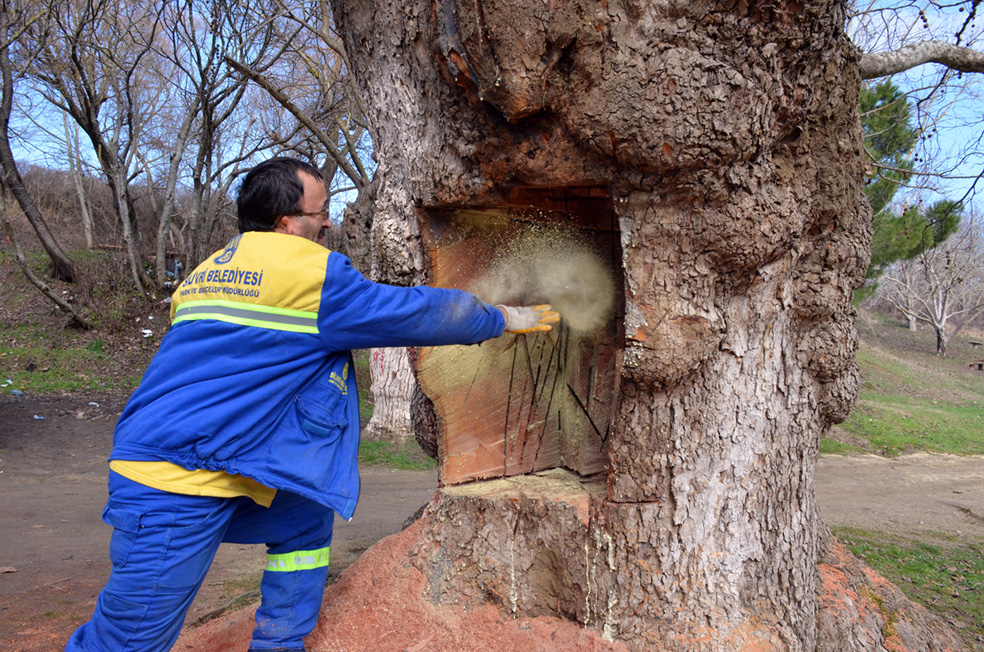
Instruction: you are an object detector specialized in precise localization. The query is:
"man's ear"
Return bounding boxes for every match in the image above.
[273,215,292,234]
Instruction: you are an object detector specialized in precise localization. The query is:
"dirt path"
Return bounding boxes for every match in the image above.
[816,452,984,540]
[0,394,437,651]
[1,392,981,650]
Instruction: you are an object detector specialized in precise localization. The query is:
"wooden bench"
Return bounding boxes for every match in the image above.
[969,341,982,349]
[969,360,984,371]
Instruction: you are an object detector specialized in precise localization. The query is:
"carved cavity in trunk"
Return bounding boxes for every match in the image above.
[416,187,623,486]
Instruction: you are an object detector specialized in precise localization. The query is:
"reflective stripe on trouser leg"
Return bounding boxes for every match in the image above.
[224,490,334,651]
[250,556,331,651]
[266,546,330,572]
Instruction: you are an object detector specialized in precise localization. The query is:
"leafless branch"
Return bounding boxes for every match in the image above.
[861,40,984,79]
[0,187,92,328]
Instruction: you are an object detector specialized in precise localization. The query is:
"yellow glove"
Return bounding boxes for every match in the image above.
[497,304,560,333]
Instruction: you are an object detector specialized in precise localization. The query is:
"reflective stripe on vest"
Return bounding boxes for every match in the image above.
[266,546,330,572]
[172,300,318,334]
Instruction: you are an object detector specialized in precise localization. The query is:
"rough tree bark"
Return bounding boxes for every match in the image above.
[358,172,425,443]
[320,1,965,650]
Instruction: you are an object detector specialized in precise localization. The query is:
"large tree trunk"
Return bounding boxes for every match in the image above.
[323,1,964,650]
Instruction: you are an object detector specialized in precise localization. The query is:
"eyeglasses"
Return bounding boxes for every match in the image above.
[289,210,330,220]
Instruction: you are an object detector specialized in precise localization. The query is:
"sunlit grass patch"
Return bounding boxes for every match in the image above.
[842,394,984,456]
[818,438,864,455]
[359,439,437,471]
[0,324,145,393]
[834,527,984,649]
[352,349,374,423]
[831,313,984,457]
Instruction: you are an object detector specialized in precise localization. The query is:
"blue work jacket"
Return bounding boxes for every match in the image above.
[110,232,504,519]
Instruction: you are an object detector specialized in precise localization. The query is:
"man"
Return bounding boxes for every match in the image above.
[66,158,557,652]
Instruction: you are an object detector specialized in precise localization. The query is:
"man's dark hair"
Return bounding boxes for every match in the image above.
[237,158,323,233]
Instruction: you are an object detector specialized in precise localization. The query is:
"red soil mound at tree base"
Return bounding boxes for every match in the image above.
[177,516,630,652]
[817,541,966,652]
[179,523,966,652]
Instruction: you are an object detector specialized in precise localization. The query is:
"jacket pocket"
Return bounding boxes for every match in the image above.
[264,395,349,495]
[102,502,143,570]
[296,395,347,441]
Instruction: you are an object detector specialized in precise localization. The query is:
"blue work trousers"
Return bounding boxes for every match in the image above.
[65,471,334,652]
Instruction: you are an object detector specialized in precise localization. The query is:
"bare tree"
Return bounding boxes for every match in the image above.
[63,115,94,250]
[224,0,374,260]
[16,0,287,294]
[225,0,426,444]
[138,0,212,286]
[24,0,166,292]
[880,253,923,330]
[0,179,90,327]
[148,0,315,273]
[0,0,77,282]
[852,1,984,207]
[881,219,984,355]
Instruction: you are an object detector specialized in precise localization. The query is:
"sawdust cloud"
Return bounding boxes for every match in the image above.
[472,228,616,335]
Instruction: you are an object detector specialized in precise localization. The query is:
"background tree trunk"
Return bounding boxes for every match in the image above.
[363,346,416,444]
[359,174,427,443]
[328,1,964,650]
[333,173,419,445]
[64,117,94,251]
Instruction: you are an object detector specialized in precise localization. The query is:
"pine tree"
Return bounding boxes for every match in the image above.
[861,81,961,286]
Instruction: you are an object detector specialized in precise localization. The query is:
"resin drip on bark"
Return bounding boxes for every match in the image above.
[416,187,623,485]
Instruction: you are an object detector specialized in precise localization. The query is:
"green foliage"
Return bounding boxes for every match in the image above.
[0,324,145,393]
[358,440,437,471]
[835,527,984,649]
[861,80,916,218]
[352,349,374,423]
[923,200,962,245]
[860,81,963,283]
[868,200,962,282]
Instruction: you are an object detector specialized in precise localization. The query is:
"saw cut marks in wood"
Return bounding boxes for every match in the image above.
[417,199,622,485]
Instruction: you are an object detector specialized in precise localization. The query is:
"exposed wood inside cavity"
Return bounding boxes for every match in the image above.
[417,189,623,485]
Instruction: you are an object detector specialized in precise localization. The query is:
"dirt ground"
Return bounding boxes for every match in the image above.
[1,391,982,652]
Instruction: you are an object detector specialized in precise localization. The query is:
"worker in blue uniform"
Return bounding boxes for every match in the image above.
[65,157,558,652]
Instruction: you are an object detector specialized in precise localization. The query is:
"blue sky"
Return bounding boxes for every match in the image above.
[11,6,982,218]
[849,1,984,213]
